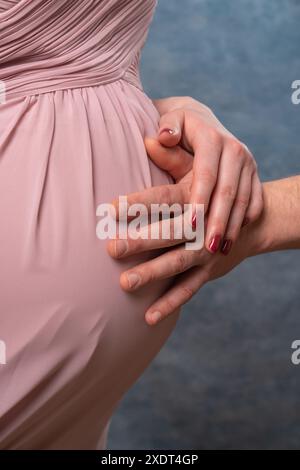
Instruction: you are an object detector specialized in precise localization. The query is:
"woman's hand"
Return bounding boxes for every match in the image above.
[107,95,264,325]
[107,138,254,325]
[152,96,263,253]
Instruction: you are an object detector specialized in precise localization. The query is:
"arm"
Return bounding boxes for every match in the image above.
[243,176,300,257]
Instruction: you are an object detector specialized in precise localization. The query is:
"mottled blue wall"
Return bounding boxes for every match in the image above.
[109,0,300,449]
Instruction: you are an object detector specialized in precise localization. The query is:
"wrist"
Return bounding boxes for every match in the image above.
[238,177,300,258]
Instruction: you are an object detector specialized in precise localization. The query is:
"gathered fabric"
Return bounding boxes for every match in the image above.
[0,0,157,99]
[0,0,178,450]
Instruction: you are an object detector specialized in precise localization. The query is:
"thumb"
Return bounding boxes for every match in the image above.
[144,137,193,182]
[157,109,185,147]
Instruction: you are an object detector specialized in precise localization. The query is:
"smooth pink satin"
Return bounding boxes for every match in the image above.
[0,0,178,449]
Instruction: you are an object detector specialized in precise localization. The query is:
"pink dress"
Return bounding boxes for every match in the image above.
[0,0,178,449]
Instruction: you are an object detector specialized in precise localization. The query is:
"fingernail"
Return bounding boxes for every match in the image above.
[115,240,128,257]
[191,212,197,230]
[221,239,233,255]
[146,311,162,325]
[208,234,222,253]
[159,127,177,136]
[242,217,250,227]
[126,272,141,289]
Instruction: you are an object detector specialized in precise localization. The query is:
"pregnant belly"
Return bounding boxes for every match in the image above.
[0,81,179,449]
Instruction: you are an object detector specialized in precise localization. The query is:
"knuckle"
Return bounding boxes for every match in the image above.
[158,185,172,204]
[173,251,189,273]
[245,152,257,171]
[246,147,255,164]
[206,126,223,147]
[183,96,197,107]
[219,184,236,201]
[199,103,213,115]
[235,195,249,210]
[172,96,195,110]
[179,285,195,303]
[197,167,217,185]
[147,269,157,284]
[162,296,177,315]
[244,153,253,169]
[227,138,246,159]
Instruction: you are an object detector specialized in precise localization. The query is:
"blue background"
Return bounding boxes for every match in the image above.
[109,0,300,449]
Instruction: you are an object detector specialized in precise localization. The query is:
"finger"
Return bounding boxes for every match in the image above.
[243,172,264,224]
[205,143,245,253]
[107,212,191,259]
[189,130,223,216]
[145,265,208,325]
[145,137,193,182]
[120,246,201,291]
[157,109,184,147]
[220,166,252,255]
[111,183,188,220]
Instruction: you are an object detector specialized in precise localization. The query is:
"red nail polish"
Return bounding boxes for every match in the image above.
[191,213,197,230]
[209,234,222,253]
[221,239,233,255]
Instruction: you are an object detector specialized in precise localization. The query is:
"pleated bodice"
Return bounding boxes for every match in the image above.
[0,0,157,99]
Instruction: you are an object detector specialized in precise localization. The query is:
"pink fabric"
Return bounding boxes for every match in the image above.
[0,0,178,449]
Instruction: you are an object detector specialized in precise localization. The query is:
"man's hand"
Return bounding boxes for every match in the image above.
[107,138,251,326]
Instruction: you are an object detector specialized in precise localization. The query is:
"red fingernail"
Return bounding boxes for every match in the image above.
[221,239,233,255]
[242,217,250,227]
[208,234,222,253]
[191,213,197,230]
